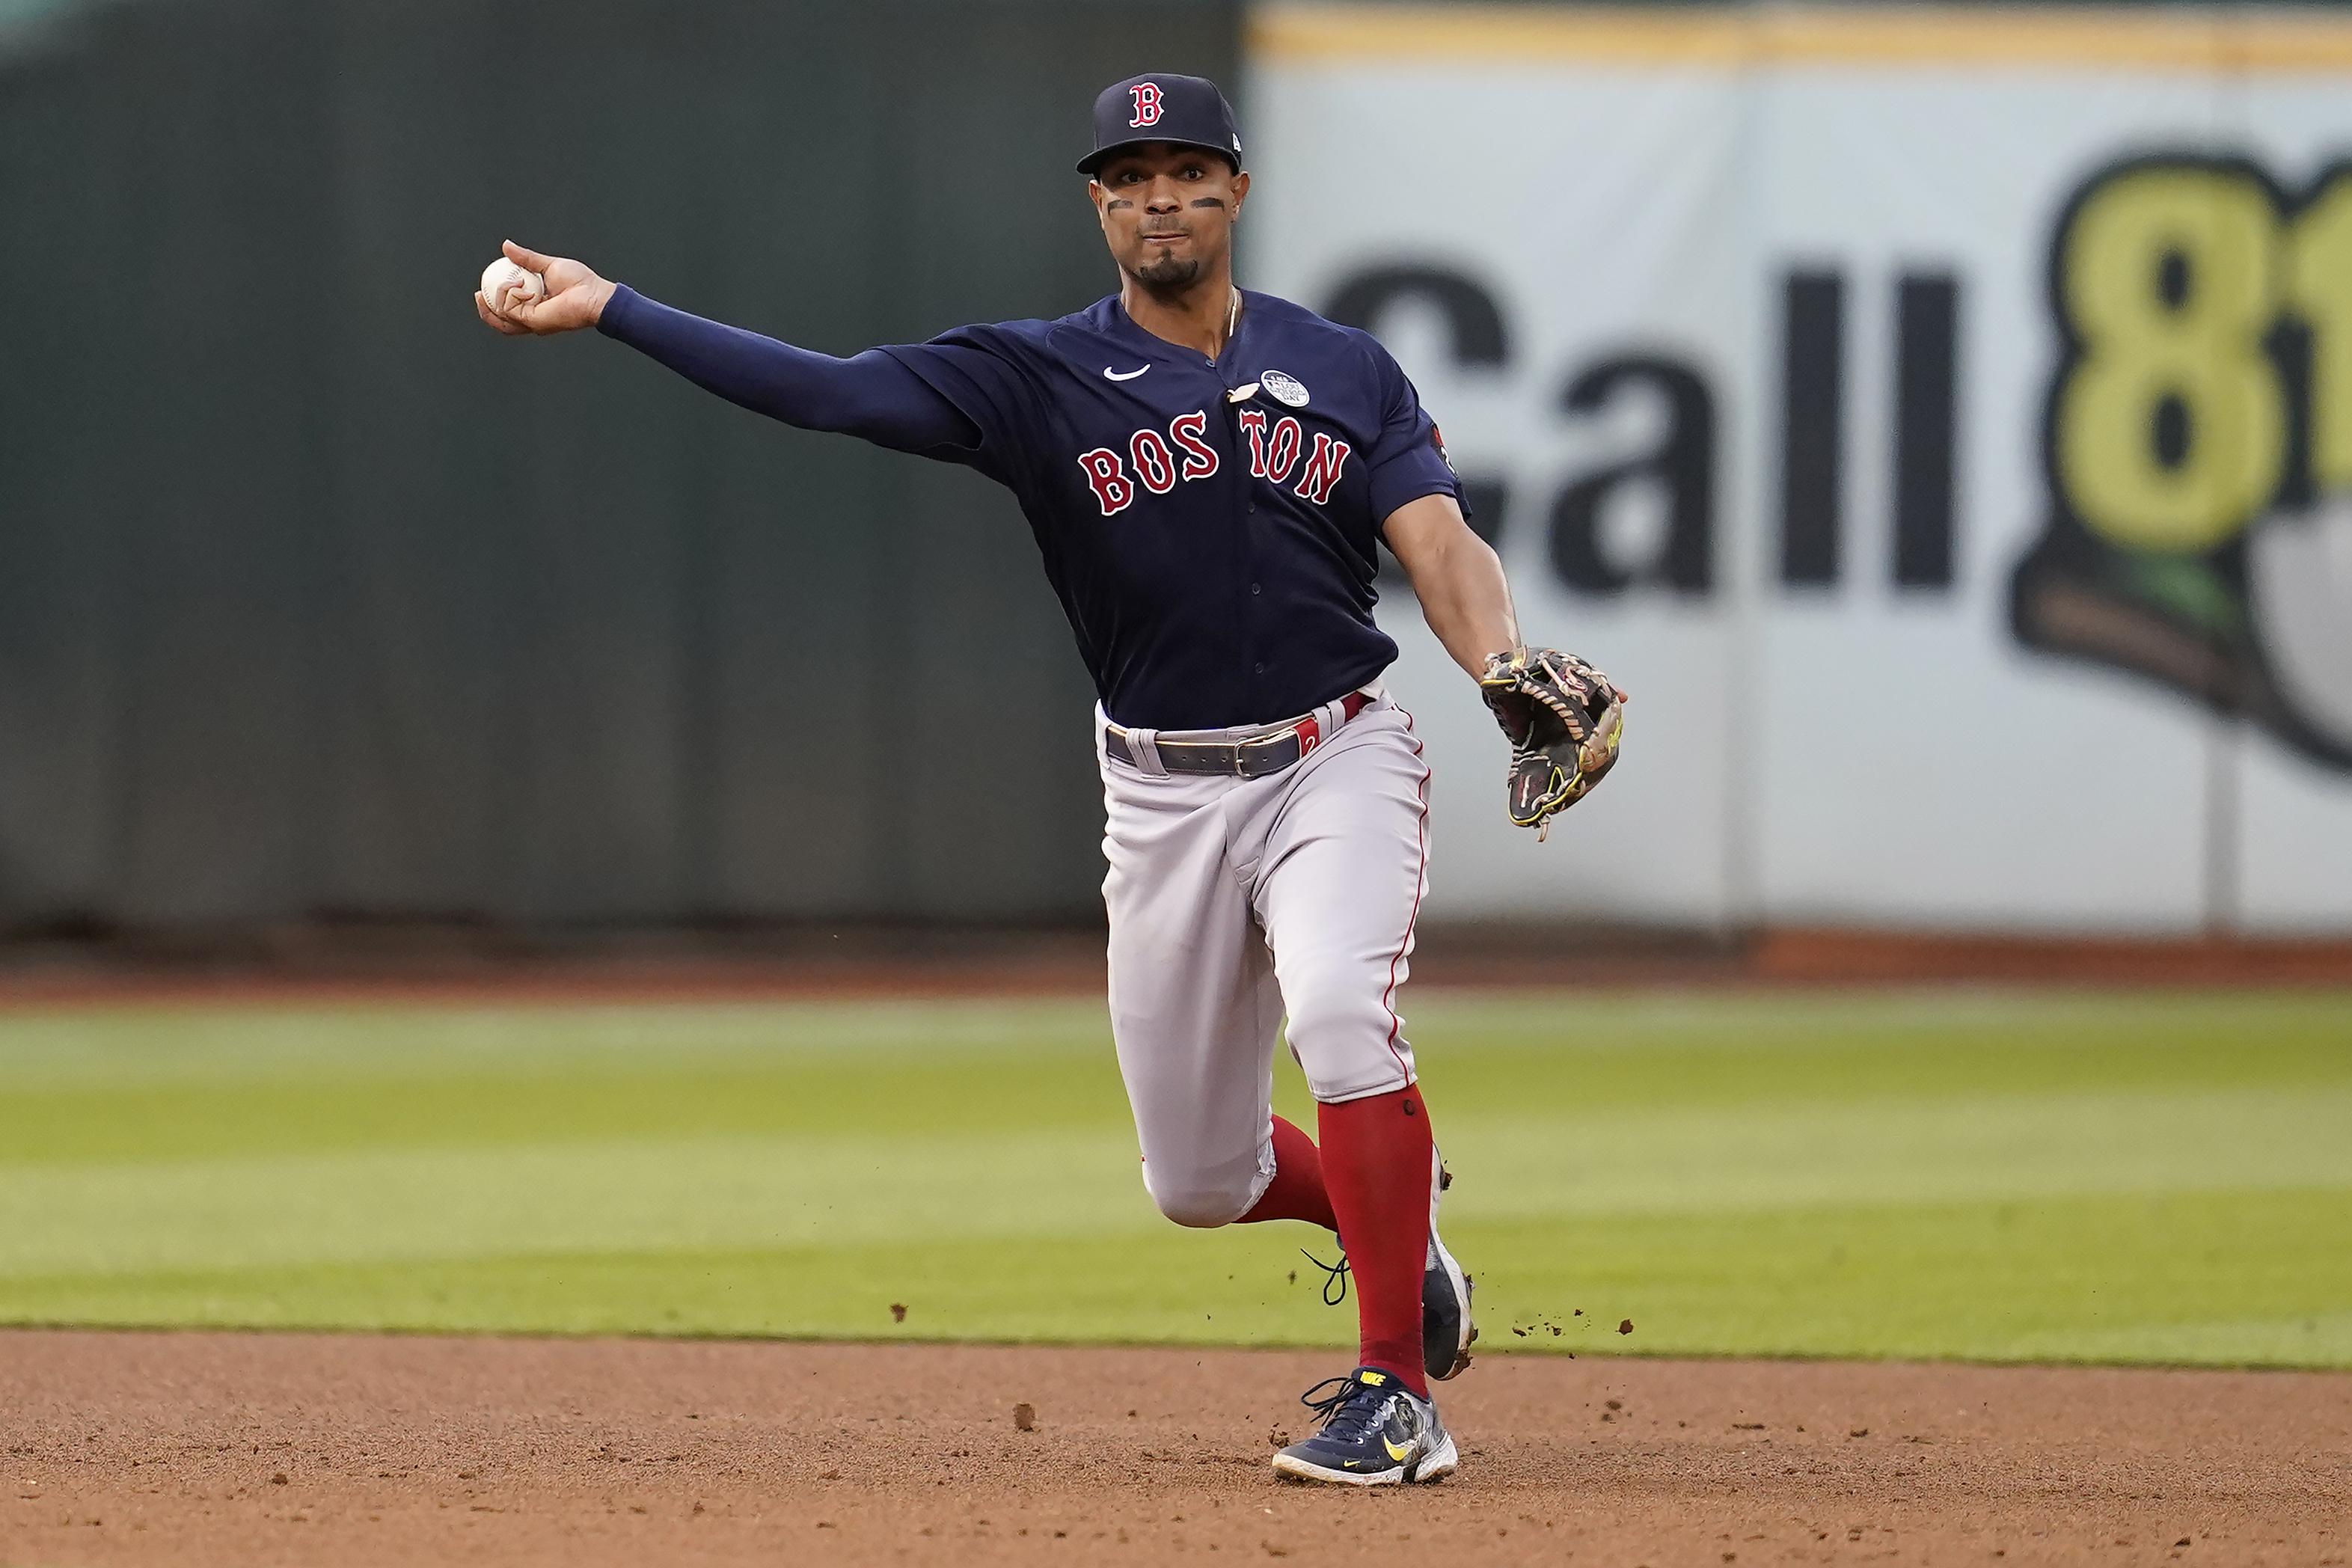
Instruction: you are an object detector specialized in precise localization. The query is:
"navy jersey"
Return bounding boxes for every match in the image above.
[881,291,1463,732]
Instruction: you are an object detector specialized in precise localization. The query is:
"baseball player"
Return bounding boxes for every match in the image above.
[476,72,1623,1486]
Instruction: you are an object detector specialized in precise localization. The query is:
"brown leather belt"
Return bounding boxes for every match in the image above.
[1104,691,1373,780]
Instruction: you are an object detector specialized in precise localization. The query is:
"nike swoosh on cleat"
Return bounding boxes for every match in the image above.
[1383,1439,1414,1463]
[1103,366,1150,382]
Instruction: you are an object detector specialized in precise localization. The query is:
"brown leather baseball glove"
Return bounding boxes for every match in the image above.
[1477,646,1625,838]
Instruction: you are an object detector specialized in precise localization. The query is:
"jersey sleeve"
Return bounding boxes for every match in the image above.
[876,325,1055,491]
[595,285,979,456]
[1359,334,1469,524]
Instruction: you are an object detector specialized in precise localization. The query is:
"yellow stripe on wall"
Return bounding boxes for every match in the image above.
[1251,4,2352,74]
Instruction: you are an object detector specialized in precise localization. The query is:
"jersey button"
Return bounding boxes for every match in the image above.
[1253,662,1267,675]
[1247,502,1257,514]
[1251,583,1262,595]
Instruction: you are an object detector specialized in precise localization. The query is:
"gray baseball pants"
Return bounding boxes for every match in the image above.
[1094,693,1433,1228]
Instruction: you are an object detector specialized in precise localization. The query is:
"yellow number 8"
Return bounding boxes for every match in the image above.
[2054,165,2285,554]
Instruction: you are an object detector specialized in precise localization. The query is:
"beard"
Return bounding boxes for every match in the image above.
[1132,251,1203,290]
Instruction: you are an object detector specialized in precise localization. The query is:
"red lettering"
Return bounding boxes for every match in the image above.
[1129,82,1163,127]
[1129,429,1177,494]
[1077,447,1136,515]
[1237,407,1270,477]
[1169,410,1219,479]
[1292,432,1352,504]
[1265,416,1303,484]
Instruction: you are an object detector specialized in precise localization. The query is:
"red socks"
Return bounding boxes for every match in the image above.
[1237,1115,1338,1231]
[1233,1094,1436,1399]
[1317,1084,1436,1399]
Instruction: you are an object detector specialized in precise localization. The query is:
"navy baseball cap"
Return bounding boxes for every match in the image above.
[1077,73,1243,176]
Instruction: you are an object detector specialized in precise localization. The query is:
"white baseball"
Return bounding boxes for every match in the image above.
[480,257,545,317]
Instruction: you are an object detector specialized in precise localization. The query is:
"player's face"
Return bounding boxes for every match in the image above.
[1090,144,1249,292]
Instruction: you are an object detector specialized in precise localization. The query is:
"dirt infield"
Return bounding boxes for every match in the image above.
[1,1333,2345,1567]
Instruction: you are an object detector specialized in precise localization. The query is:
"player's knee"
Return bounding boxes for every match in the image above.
[1141,1167,1256,1229]
[1284,983,1412,1103]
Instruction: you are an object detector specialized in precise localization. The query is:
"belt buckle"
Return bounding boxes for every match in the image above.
[1236,725,1299,778]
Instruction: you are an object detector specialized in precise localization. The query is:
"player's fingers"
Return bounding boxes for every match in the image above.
[503,239,558,273]
[475,293,527,335]
[501,292,563,332]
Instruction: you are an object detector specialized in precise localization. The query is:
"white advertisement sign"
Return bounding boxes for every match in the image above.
[1247,4,2352,933]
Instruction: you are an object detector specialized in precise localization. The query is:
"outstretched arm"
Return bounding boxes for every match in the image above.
[473,240,977,455]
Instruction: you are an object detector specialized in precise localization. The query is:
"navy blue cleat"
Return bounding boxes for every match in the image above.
[1270,1366,1458,1486]
[1424,1154,1476,1382]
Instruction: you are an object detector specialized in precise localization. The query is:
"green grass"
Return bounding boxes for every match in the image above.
[0,989,2347,1367]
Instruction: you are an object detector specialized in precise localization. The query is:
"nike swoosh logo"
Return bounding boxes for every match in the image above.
[1103,366,1150,382]
[1383,1438,1414,1462]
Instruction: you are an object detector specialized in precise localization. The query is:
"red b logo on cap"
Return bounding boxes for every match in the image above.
[1129,82,1163,128]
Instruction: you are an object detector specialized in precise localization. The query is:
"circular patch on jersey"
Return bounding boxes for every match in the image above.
[1260,369,1310,408]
